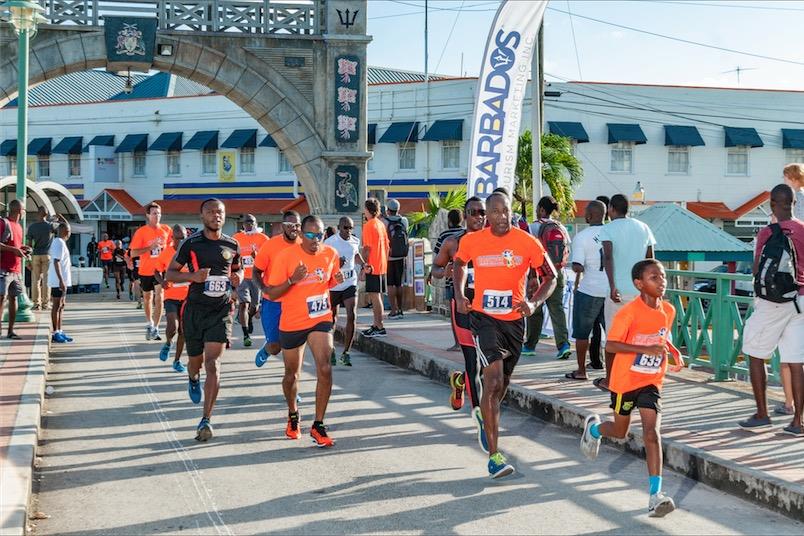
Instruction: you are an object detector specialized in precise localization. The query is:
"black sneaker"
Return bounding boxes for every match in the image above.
[361,326,379,337]
[373,327,387,337]
[340,352,352,366]
[330,349,337,366]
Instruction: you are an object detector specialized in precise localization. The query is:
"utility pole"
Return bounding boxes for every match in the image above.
[424,0,430,182]
[531,22,544,214]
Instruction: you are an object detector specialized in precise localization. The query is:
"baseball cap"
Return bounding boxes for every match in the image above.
[387,199,400,212]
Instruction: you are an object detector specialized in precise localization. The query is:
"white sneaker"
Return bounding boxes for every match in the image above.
[580,414,601,460]
[146,325,153,341]
[648,491,676,518]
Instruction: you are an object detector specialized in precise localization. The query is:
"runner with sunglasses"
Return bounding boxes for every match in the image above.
[253,211,301,367]
[431,196,489,453]
[265,215,344,447]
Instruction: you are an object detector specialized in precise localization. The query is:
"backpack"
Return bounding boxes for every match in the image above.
[387,216,409,258]
[754,223,800,310]
[536,219,570,269]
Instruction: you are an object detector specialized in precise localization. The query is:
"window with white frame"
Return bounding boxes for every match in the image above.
[610,142,633,173]
[667,146,690,174]
[201,149,216,175]
[727,146,749,175]
[399,143,416,170]
[441,140,460,170]
[7,156,16,176]
[278,150,291,173]
[240,147,255,174]
[133,151,146,176]
[68,153,81,177]
[167,150,181,176]
[785,148,804,163]
[367,144,375,172]
[37,155,50,178]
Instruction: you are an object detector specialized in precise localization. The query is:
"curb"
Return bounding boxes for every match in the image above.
[1,319,50,536]
[336,326,804,522]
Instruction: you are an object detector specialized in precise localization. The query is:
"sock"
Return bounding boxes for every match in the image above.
[590,422,601,439]
[289,411,299,420]
[313,420,324,429]
[147,322,154,329]
[649,475,662,495]
[242,325,249,338]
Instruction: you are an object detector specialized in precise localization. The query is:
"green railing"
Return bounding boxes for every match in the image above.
[666,269,780,383]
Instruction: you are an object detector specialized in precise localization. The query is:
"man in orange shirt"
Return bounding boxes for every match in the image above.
[266,215,344,447]
[233,214,269,348]
[155,224,189,373]
[453,192,557,479]
[360,198,389,337]
[97,233,115,289]
[252,210,301,367]
[580,259,683,518]
[130,203,172,341]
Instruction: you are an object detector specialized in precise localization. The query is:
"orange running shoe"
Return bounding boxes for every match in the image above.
[286,412,301,440]
[449,371,465,411]
[310,423,334,448]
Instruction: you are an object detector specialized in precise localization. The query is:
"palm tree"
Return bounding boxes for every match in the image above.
[513,131,583,220]
[407,188,467,238]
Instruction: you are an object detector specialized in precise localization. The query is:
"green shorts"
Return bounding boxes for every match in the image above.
[182,302,233,357]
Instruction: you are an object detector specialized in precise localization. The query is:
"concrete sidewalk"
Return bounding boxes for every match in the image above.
[337,309,804,521]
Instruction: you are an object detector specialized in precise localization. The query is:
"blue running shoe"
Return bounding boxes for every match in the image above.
[195,417,213,442]
[556,342,572,360]
[255,347,270,368]
[472,407,489,454]
[51,332,67,344]
[488,452,515,479]
[521,345,537,356]
[172,360,186,373]
[188,377,202,404]
[159,344,171,362]
[61,332,74,343]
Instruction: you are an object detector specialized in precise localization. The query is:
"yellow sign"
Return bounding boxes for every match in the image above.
[26,156,36,182]
[218,150,236,182]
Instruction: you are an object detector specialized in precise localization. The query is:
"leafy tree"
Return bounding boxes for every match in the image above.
[407,188,467,238]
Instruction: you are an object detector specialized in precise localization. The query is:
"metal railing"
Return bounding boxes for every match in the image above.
[666,269,780,382]
[34,0,323,34]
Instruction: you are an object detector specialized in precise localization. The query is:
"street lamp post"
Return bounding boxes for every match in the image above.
[2,0,46,323]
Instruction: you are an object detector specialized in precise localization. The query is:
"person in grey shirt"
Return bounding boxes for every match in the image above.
[26,207,66,310]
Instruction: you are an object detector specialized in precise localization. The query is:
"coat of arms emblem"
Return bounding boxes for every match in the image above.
[116,23,146,57]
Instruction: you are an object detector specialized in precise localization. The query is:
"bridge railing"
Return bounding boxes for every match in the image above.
[665,269,780,382]
[35,0,323,34]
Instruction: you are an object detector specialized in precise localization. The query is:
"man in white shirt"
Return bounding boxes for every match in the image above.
[566,200,608,380]
[325,216,365,366]
[48,223,73,343]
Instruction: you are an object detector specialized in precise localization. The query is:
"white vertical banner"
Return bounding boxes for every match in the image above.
[467,0,548,198]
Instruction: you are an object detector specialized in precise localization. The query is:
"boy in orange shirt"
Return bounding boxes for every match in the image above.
[580,259,684,518]
[155,224,189,373]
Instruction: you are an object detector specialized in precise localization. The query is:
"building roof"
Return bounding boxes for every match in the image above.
[105,189,146,216]
[634,203,753,262]
[367,66,451,85]
[687,191,770,220]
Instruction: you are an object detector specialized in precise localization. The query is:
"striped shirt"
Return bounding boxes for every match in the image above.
[433,227,466,288]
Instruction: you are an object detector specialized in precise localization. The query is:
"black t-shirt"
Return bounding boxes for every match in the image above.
[112,248,127,267]
[174,231,241,309]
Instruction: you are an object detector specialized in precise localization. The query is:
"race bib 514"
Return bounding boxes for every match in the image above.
[482,289,512,315]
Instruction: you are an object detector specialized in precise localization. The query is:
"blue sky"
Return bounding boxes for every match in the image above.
[367,1,804,90]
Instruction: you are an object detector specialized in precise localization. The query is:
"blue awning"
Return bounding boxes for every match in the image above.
[0,139,16,156]
[664,125,705,147]
[378,122,419,144]
[724,127,763,148]
[83,135,115,152]
[150,132,183,151]
[28,137,52,155]
[52,136,83,154]
[221,129,257,149]
[183,130,219,151]
[607,124,647,144]
[115,134,148,153]
[422,119,463,141]
[782,129,804,149]
[548,121,589,143]
[259,134,277,148]
[368,124,377,145]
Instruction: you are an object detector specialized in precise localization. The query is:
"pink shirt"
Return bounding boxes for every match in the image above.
[755,218,804,295]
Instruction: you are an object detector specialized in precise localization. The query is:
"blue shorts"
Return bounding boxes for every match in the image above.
[572,290,605,340]
[261,298,282,344]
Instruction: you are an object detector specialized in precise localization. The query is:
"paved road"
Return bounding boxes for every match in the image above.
[31,296,803,535]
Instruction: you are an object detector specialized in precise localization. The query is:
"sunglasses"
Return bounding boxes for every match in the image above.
[282,222,301,228]
[467,208,487,217]
[303,231,324,241]
[342,226,354,230]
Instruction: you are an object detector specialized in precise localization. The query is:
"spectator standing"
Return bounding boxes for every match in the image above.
[739,184,804,436]
[0,199,32,339]
[525,196,572,359]
[26,207,64,310]
[384,198,409,319]
[87,234,98,267]
[598,194,656,390]
[589,195,612,366]
[361,198,390,337]
[432,208,465,351]
[49,223,73,343]
[566,200,608,380]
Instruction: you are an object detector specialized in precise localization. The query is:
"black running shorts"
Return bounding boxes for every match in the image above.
[279,321,333,350]
[610,384,662,416]
[330,285,357,308]
[140,275,159,293]
[470,311,525,377]
[387,259,405,287]
[365,273,387,293]
[182,302,233,356]
[164,299,184,316]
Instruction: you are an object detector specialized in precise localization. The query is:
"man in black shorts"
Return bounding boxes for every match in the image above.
[155,225,188,373]
[167,199,242,441]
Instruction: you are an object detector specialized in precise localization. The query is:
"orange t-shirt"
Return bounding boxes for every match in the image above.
[608,297,676,394]
[454,227,546,321]
[362,217,389,275]
[232,231,269,280]
[253,234,301,299]
[97,240,115,261]
[267,243,341,332]
[130,224,172,276]
[154,245,189,302]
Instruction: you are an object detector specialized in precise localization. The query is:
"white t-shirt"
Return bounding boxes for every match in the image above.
[48,237,72,288]
[324,233,361,292]
[598,217,656,295]
[570,225,609,298]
